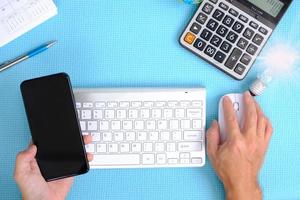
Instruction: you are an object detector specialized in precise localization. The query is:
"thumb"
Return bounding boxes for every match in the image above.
[15,145,37,173]
[206,120,220,159]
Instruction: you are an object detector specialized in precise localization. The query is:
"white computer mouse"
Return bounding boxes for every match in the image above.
[218,93,244,142]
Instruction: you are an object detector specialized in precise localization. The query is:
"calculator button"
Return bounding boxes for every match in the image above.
[206,19,219,31]
[196,13,208,24]
[214,51,226,63]
[240,53,252,65]
[246,44,258,55]
[232,21,244,33]
[190,23,202,34]
[239,14,249,23]
[216,25,228,37]
[220,41,232,53]
[250,21,259,29]
[219,2,229,11]
[259,27,268,35]
[209,0,218,4]
[204,45,217,57]
[226,31,238,43]
[222,15,235,28]
[184,32,196,44]
[193,38,207,51]
[202,3,214,15]
[243,28,255,40]
[212,9,225,21]
[229,8,239,17]
[237,38,249,50]
[200,29,213,41]
[225,48,242,69]
[210,35,222,47]
[234,64,246,75]
[252,34,264,46]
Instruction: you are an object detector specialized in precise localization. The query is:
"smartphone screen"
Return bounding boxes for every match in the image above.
[20,73,89,181]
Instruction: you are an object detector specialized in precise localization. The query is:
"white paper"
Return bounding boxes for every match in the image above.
[0,0,57,47]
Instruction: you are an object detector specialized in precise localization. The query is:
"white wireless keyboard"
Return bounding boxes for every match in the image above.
[73,88,206,168]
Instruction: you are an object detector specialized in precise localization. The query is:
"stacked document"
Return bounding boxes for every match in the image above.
[0,0,57,47]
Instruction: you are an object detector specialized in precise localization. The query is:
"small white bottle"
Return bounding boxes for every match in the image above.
[249,69,273,96]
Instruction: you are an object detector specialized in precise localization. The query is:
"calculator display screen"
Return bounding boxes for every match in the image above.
[247,0,284,17]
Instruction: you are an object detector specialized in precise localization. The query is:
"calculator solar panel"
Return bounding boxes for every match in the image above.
[180,0,274,80]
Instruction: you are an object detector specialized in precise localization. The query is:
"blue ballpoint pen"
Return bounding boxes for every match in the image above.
[0,40,57,73]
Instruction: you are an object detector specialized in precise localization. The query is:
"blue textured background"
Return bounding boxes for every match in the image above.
[1,0,300,199]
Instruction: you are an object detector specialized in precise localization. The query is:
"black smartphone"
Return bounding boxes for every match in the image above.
[20,73,89,181]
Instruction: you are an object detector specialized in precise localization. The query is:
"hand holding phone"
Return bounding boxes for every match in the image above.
[20,73,89,181]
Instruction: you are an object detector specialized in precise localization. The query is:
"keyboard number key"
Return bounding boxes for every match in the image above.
[240,53,252,65]
[253,34,264,46]
[220,41,232,53]
[226,31,238,43]
[206,19,219,31]
[234,63,246,75]
[232,21,244,33]
[200,29,213,41]
[222,15,234,27]
[225,48,242,69]
[243,28,255,40]
[190,22,201,34]
[193,38,206,51]
[237,38,249,50]
[210,35,222,47]
[216,25,228,37]
[246,44,258,55]
[142,154,155,165]
[204,45,216,57]
[212,9,225,21]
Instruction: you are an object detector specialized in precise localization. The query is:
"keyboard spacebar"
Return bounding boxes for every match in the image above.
[90,154,140,166]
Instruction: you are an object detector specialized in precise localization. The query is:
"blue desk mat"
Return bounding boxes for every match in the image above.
[1,1,300,199]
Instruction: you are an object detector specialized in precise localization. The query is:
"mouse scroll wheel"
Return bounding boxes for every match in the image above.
[233,102,239,111]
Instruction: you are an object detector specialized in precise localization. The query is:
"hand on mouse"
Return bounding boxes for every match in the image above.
[206,92,273,200]
[14,135,94,200]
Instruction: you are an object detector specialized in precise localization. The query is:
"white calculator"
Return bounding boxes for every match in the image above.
[180,0,293,80]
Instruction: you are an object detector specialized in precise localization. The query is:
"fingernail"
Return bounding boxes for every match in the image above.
[223,96,230,103]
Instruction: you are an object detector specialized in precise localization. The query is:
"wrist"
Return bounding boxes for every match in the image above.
[223,179,262,200]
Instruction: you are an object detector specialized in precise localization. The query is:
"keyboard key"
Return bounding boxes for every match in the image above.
[168,101,179,107]
[131,101,142,107]
[202,3,214,14]
[172,131,182,141]
[196,12,208,24]
[204,45,216,57]
[158,120,168,129]
[220,41,232,53]
[155,143,165,152]
[240,53,252,65]
[184,32,196,44]
[142,154,155,165]
[219,2,229,11]
[250,21,259,29]
[82,110,92,119]
[229,8,238,17]
[168,158,178,164]
[120,143,130,152]
[144,101,154,107]
[116,110,126,119]
[232,21,244,33]
[114,132,124,141]
[128,109,138,119]
[246,44,258,55]
[163,109,173,118]
[141,109,150,118]
[108,144,118,153]
[226,31,238,43]
[192,101,202,107]
[259,27,268,35]
[95,102,106,108]
[125,132,135,141]
[149,131,159,141]
[88,121,98,131]
[93,110,103,119]
[181,120,191,129]
[100,121,109,130]
[234,63,246,75]
[212,9,225,21]
[120,101,129,107]
[253,33,264,46]
[104,110,115,119]
[216,25,228,38]
[132,143,142,152]
[103,132,112,141]
[200,29,213,41]
[155,101,166,107]
[178,142,202,151]
[193,38,206,51]
[144,143,153,152]
[152,109,162,118]
[184,131,202,141]
[107,102,118,108]
[137,132,147,140]
[237,38,249,50]
[83,102,93,108]
[123,121,133,130]
[170,120,179,129]
[76,103,81,108]
[206,19,219,31]
[239,14,248,23]
[214,51,226,63]
[157,154,167,164]
[135,121,144,130]
[187,108,202,118]
[97,144,107,153]
[161,132,170,140]
[175,109,185,118]
[89,154,140,166]
[190,22,201,34]
[111,121,121,130]
[210,35,222,47]
[192,120,203,129]
[80,121,86,131]
[209,0,218,4]
[146,120,156,129]
[222,15,234,27]
[85,144,95,153]
[191,158,203,164]
[243,28,255,39]
[225,48,242,69]
[180,159,190,164]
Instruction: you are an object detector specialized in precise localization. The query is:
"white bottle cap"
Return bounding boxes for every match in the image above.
[249,79,267,96]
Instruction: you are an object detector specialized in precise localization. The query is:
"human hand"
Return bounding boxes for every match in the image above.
[14,135,94,200]
[206,92,273,200]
